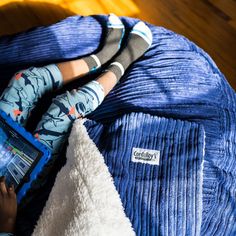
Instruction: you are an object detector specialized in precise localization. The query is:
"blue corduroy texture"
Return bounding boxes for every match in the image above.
[84,113,205,236]
[0,15,235,235]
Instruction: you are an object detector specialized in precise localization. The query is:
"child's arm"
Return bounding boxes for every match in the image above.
[0,177,17,235]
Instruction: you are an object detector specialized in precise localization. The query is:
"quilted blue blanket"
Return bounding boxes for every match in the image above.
[0,15,235,235]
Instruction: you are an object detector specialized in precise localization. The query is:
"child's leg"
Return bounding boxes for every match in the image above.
[0,65,63,126]
[33,80,104,154]
[56,13,125,84]
[0,14,124,126]
[33,21,153,156]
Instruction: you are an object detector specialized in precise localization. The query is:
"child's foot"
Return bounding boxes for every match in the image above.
[0,176,17,234]
[106,21,152,81]
[82,13,125,71]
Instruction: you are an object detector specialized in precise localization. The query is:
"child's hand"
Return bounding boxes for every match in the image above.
[0,176,17,234]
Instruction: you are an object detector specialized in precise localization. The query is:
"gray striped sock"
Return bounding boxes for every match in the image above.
[107,21,153,81]
[83,14,124,71]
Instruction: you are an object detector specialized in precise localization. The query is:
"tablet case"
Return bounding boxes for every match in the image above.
[0,109,51,203]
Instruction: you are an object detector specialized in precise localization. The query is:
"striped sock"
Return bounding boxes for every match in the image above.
[82,13,125,71]
[107,21,153,81]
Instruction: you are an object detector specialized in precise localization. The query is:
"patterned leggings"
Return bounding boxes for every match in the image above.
[0,64,104,158]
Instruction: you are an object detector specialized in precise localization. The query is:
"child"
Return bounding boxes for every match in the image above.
[0,176,17,236]
[0,14,152,235]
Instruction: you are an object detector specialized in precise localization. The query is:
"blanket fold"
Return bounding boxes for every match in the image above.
[32,118,135,236]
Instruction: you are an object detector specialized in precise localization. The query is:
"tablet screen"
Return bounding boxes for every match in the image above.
[0,117,42,191]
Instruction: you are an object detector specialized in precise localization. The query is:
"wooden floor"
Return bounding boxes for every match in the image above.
[0,0,235,90]
[135,0,236,90]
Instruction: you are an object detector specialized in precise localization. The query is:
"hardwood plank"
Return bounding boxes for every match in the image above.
[0,0,235,90]
[229,19,236,30]
[100,0,140,16]
[135,0,236,90]
[0,0,139,35]
[62,0,107,15]
[209,0,236,20]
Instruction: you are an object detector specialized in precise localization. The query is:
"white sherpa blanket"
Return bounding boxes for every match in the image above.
[32,119,134,236]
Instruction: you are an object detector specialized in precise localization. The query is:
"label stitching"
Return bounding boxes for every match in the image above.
[131,147,160,165]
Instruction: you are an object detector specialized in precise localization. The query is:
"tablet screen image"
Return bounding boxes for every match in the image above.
[0,117,42,191]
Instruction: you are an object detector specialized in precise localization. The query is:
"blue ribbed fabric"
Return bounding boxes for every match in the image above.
[84,113,205,235]
[0,15,235,235]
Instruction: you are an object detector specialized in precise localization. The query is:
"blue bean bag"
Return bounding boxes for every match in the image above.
[0,15,235,235]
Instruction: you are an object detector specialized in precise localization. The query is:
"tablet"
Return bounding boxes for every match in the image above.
[0,110,51,203]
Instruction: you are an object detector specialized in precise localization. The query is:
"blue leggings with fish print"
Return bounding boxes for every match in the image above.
[0,64,104,157]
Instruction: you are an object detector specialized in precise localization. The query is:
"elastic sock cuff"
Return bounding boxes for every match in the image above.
[83,56,100,71]
[107,64,123,81]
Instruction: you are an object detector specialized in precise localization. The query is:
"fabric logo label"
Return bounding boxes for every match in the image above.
[131,147,160,165]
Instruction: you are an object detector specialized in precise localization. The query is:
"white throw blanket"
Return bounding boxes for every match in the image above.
[32,119,134,236]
